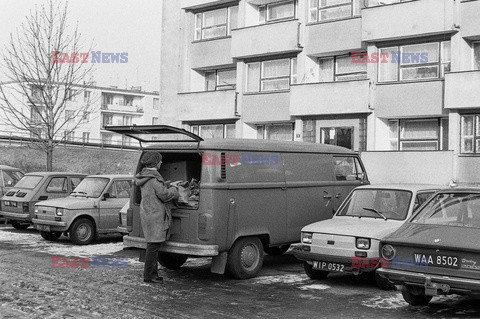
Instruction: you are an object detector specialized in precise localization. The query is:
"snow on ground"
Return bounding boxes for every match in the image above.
[298,284,331,291]
[252,273,309,285]
[361,294,408,309]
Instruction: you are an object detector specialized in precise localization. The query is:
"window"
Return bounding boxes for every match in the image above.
[459,115,480,153]
[82,132,90,143]
[378,41,451,82]
[246,58,297,92]
[321,127,354,149]
[194,6,238,41]
[46,177,68,193]
[123,116,132,126]
[259,1,296,23]
[124,96,134,106]
[70,177,83,190]
[30,106,44,123]
[84,91,91,103]
[256,123,293,141]
[64,131,75,142]
[152,117,159,125]
[103,114,113,126]
[66,89,76,101]
[333,156,365,181]
[389,118,448,151]
[101,133,113,144]
[474,42,480,70]
[31,86,43,101]
[122,136,132,146]
[65,110,75,121]
[205,69,236,91]
[82,111,90,123]
[116,180,132,198]
[303,120,316,143]
[153,98,159,110]
[308,0,360,23]
[190,123,235,139]
[319,55,367,82]
[2,170,23,187]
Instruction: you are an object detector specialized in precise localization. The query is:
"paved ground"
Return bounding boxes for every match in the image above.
[0,224,479,319]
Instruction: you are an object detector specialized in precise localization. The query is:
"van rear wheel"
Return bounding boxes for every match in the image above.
[11,221,29,230]
[227,237,264,279]
[40,231,62,241]
[265,245,290,256]
[157,253,188,269]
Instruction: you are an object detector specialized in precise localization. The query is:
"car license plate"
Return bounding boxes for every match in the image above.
[413,253,460,269]
[312,261,345,272]
[37,225,50,232]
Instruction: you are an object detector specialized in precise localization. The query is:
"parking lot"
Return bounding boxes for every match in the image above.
[1,224,479,319]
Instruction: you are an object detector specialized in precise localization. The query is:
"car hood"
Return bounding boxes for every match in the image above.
[302,217,406,240]
[384,223,480,252]
[35,197,96,209]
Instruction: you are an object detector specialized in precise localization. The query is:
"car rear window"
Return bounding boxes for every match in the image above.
[2,170,24,187]
[14,175,43,189]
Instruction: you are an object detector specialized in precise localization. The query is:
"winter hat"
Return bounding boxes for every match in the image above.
[141,151,162,168]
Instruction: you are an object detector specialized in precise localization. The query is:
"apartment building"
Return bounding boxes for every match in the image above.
[0,83,160,146]
[158,0,479,183]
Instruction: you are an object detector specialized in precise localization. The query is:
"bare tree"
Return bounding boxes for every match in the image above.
[0,0,95,171]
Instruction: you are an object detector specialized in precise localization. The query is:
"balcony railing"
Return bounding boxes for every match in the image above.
[100,103,144,114]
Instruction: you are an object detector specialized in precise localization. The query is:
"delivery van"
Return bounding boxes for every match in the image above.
[107,125,369,279]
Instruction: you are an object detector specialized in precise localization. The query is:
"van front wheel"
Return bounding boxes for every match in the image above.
[227,237,264,279]
[158,253,188,269]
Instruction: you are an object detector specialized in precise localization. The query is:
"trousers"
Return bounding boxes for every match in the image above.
[144,242,164,280]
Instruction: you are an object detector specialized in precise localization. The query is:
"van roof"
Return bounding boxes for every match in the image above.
[144,138,357,154]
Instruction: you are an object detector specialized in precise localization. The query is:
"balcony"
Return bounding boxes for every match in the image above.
[242,91,290,123]
[181,0,231,10]
[191,37,234,69]
[460,0,480,39]
[362,0,455,42]
[445,71,480,109]
[290,80,370,116]
[177,90,237,121]
[305,17,363,56]
[231,20,301,59]
[374,80,445,118]
[101,103,144,114]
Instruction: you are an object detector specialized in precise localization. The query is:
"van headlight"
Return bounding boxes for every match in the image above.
[56,208,64,216]
[301,232,313,244]
[381,244,396,261]
[356,238,371,250]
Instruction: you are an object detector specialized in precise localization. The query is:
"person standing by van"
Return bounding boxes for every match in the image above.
[135,151,179,284]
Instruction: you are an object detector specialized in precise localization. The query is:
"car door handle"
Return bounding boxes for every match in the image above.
[335,193,342,198]
[323,191,332,199]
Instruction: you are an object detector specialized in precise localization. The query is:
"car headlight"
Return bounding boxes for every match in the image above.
[56,208,64,216]
[356,238,371,250]
[34,207,39,213]
[381,244,396,261]
[301,232,313,244]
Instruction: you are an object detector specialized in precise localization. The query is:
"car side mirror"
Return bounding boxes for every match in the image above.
[6,181,12,186]
[103,193,110,200]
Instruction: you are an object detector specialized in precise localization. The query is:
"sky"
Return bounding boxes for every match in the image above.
[0,0,162,92]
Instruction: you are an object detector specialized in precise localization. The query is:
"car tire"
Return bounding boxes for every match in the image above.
[402,287,433,306]
[40,231,62,241]
[303,261,329,280]
[264,244,290,256]
[11,221,30,230]
[374,271,394,290]
[157,253,188,269]
[227,237,264,279]
[69,218,96,245]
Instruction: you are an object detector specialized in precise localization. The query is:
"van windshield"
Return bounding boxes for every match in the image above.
[14,175,43,189]
[72,177,110,198]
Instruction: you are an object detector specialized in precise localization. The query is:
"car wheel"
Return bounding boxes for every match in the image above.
[402,286,433,306]
[303,261,329,280]
[69,218,96,245]
[374,271,394,290]
[157,253,188,269]
[264,244,290,256]
[227,237,264,279]
[40,231,62,241]
[11,221,29,230]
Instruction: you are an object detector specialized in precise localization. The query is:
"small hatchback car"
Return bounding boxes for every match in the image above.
[293,184,441,288]
[1,172,85,230]
[377,188,480,306]
[32,175,132,244]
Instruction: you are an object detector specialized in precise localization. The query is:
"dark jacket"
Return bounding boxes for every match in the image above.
[135,168,178,243]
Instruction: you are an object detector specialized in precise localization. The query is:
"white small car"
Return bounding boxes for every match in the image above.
[293,184,443,288]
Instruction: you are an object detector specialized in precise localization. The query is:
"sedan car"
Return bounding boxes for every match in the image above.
[377,188,480,306]
[32,175,132,244]
[293,184,442,288]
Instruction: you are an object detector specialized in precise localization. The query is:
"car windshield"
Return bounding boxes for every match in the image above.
[336,189,413,220]
[412,192,480,228]
[71,177,110,198]
[2,170,24,187]
[14,175,43,189]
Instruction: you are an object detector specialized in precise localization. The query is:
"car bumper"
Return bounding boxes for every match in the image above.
[0,211,30,221]
[123,235,219,256]
[117,226,128,234]
[376,268,480,295]
[32,218,67,228]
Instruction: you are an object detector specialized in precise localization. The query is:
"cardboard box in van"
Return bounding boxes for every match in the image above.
[107,125,369,279]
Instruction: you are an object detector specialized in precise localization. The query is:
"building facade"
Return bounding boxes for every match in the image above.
[158,0,479,183]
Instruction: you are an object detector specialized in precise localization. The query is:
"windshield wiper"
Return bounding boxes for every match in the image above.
[71,191,87,197]
[362,207,388,221]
